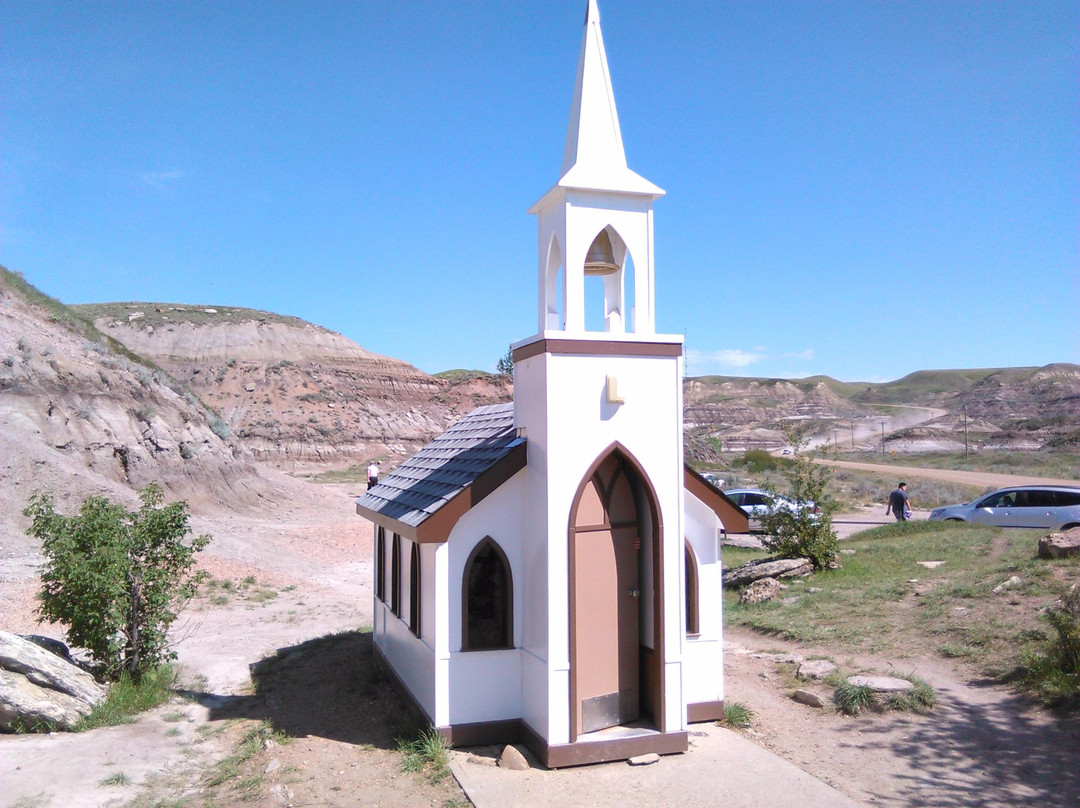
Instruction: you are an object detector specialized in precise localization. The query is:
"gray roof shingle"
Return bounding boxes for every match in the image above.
[356,403,523,530]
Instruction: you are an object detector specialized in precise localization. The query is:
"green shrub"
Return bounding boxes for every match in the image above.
[733,449,781,473]
[1022,583,1080,704]
[758,426,839,570]
[25,483,210,679]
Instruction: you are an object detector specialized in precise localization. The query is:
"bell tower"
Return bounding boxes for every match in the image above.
[528,0,665,336]
[511,0,687,753]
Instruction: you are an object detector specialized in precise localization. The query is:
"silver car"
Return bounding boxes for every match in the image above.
[724,488,818,533]
[928,486,1080,531]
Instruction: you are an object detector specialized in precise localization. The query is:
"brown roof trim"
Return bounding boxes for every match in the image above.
[357,442,528,545]
[683,464,750,534]
[513,338,682,363]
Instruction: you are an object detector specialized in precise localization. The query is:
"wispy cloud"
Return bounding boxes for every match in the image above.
[141,169,185,189]
[686,348,767,371]
[686,346,818,376]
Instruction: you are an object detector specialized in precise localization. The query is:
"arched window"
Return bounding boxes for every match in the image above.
[391,534,401,616]
[685,541,700,636]
[462,538,513,651]
[409,543,421,637]
[375,527,386,602]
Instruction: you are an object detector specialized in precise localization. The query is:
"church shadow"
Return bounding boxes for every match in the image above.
[830,674,1080,807]
[185,630,416,750]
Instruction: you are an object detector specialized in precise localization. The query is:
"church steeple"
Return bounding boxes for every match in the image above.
[557,0,664,196]
[530,0,664,336]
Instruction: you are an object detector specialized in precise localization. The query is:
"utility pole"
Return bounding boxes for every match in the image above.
[850,420,855,449]
[881,420,886,457]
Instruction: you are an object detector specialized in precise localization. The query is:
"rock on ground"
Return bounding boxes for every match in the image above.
[725,557,812,588]
[0,631,105,731]
[847,675,914,694]
[1038,527,1080,559]
[740,577,782,604]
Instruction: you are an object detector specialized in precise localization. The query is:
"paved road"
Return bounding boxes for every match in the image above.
[816,458,1079,489]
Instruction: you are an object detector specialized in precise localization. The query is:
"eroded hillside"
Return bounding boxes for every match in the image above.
[0,270,271,555]
[77,303,512,466]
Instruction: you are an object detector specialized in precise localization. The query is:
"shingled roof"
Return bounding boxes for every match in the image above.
[355,403,526,543]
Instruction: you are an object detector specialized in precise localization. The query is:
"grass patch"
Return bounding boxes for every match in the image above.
[207,720,291,788]
[843,450,1080,481]
[99,771,131,786]
[397,726,452,782]
[720,701,755,728]
[725,520,1079,691]
[834,675,937,716]
[74,665,178,731]
[305,463,385,484]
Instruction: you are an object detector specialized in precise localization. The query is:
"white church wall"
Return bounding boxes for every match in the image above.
[515,344,685,744]
[682,490,725,707]
[512,352,555,738]
[442,473,528,725]
[379,606,437,721]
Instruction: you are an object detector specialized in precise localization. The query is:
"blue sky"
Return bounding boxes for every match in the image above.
[2,1,1076,382]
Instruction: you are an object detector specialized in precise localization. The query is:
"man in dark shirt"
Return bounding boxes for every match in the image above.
[886,482,911,522]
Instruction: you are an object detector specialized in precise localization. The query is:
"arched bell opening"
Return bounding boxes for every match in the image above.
[583,226,630,333]
[544,234,566,331]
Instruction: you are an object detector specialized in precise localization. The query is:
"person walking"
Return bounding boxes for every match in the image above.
[886,482,912,522]
[366,461,380,490]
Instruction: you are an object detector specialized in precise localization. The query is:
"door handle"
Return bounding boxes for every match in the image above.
[628,588,639,598]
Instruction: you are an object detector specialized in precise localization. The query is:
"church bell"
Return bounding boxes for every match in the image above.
[584,230,619,276]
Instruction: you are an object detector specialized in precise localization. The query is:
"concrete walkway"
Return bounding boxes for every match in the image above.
[449,722,865,808]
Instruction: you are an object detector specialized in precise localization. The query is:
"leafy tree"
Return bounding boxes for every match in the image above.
[496,345,514,380]
[24,483,210,679]
[758,426,839,570]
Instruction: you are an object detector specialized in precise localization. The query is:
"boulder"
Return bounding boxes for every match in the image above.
[992,576,1023,593]
[847,675,914,694]
[739,577,781,604]
[1038,528,1080,559]
[498,744,530,771]
[0,631,105,731]
[793,689,826,709]
[797,660,838,680]
[724,557,813,588]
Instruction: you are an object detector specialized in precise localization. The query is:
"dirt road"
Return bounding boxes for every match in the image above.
[817,458,1080,489]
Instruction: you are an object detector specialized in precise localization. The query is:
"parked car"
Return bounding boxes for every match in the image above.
[702,472,725,488]
[724,488,818,533]
[928,486,1080,531]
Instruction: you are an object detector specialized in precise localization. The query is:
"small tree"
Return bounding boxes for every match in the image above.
[758,426,839,570]
[24,483,210,679]
[496,345,514,380]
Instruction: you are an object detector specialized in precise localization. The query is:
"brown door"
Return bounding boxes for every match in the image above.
[572,458,641,736]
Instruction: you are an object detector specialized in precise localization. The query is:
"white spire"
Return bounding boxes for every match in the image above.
[556,0,663,197]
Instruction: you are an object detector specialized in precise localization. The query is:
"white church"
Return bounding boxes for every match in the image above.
[356,0,747,767]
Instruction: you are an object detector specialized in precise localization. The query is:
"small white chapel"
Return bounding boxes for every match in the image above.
[356,0,747,767]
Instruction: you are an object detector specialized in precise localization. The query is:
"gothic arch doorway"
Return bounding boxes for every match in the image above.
[568,446,663,740]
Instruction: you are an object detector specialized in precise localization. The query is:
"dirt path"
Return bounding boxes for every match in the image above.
[817,458,1080,489]
[723,626,1080,808]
